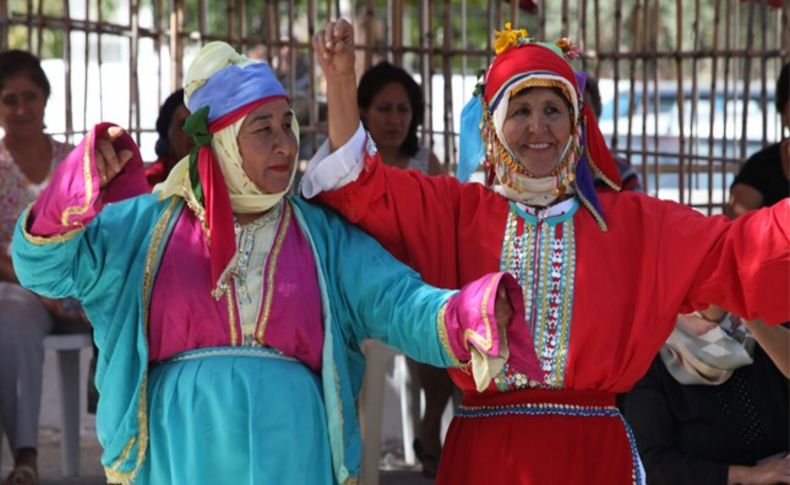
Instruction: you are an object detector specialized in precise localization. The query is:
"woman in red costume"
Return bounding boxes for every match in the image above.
[304,20,790,485]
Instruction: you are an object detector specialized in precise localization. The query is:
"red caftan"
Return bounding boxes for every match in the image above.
[315,145,790,485]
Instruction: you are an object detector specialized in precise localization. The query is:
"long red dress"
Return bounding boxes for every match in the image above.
[314,144,790,484]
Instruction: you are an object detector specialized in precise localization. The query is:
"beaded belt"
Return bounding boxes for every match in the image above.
[455,402,621,419]
[158,346,299,365]
[460,387,616,407]
[456,388,645,485]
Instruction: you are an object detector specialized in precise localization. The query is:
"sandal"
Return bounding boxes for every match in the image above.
[4,464,38,485]
[413,438,440,479]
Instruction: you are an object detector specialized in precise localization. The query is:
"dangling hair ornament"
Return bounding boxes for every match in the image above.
[457,68,490,182]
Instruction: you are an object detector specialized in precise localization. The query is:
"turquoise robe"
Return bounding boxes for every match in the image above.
[13,125,519,484]
[14,191,470,483]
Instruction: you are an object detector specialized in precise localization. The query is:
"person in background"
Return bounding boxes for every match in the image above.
[358,61,444,175]
[624,61,790,485]
[357,60,449,477]
[725,61,790,381]
[624,310,788,485]
[145,88,193,187]
[583,74,643,192]
[727,62,789,218]
[0,49,84,485]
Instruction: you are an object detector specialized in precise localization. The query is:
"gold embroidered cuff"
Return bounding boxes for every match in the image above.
[462,273,498,353]
[19,204,84,245]
[437,301,462,368]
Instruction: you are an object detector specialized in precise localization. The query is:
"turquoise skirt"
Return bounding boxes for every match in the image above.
[137,347,333,485]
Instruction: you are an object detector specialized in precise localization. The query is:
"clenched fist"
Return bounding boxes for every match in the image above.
[95,126,134,188]
[313,18,355,80]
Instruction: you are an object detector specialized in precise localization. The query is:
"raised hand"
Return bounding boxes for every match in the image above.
[313,18,355,80]
[95,126,134,188]
[312,18,360,151]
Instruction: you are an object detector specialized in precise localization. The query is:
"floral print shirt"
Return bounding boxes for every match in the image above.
[0,136,72,254]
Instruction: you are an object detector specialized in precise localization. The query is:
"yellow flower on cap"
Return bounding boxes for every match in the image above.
[493,22,529,55]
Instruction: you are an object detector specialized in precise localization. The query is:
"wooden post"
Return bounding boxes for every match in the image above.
[63,0,73,142]
[706,0,722,213]
[674,0,685,204]
[0,0,7,51]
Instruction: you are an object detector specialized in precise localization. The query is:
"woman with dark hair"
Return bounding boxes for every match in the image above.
[357,61,443,175]
[0,49,83,485]
[727,62,789,217]
[358,60,449,476]
[145,89,193,187]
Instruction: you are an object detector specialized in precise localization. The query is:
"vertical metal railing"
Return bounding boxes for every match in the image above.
[0,0,784,211]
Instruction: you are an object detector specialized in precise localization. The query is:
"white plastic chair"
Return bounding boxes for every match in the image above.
[358,340,420,485]
[0,332,92,477]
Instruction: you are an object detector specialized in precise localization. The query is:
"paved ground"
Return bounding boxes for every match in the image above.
[3,432,434,484]
[1,348,435,484]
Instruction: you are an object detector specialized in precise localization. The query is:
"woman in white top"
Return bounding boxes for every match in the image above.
[0,50,82,485]
[358,61,444,175]
[357,61,447,477]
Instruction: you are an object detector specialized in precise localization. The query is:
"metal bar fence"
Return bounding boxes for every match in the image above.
[0,0,785,212]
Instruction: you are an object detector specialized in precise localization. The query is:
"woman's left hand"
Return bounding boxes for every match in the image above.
[39,296,87,326]
[494,285,514,329]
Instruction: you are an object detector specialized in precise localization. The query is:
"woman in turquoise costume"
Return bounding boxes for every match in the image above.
[11,42,533,484]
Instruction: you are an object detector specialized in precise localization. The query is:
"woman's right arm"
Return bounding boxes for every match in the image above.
[304,19,465,271]
[12,124,152,301]
[726,183,764,219]
[744,320,790,378]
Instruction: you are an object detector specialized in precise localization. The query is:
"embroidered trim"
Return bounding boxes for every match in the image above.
[575,183,609,231]
[500,205,576,389]
[60,130,95,228]
[233,202,283,338]
[455,402,620,418]
[160,346,297,363]
[508,78,577,125]
[288,201,349,481]
[463,274,497,352]
[617,414,646,485]
[333,362,344,445]
[493,363,543,391]
[254,202,292,343]
[553,223,576,385]
[227,280,239,346]
[490,123,577,202]
[104,437,136,484]
[437,301,462,367]
[180,168,210,240]
[585,144,621,191]
[105,196,178,483]
[20,203,84,245]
